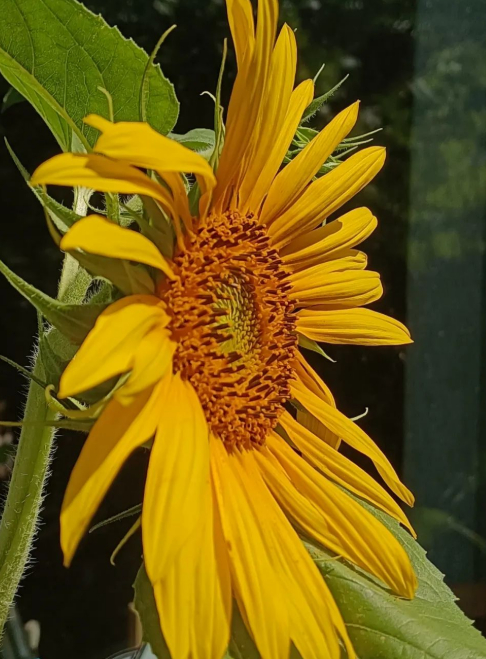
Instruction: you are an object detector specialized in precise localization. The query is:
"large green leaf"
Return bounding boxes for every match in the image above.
[133,498,486,659]
[309,502,486,659]
[170,128,216,160]
[0,0,179,151]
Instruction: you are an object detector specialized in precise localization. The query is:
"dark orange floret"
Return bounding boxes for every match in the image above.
[159,210,297,449]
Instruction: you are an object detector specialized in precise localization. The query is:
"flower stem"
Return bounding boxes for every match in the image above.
[0,356,56,631]
[0,190,90,633]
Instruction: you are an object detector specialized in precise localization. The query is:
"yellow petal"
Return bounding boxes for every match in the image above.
[85,115,216,197]
[86,115,215,179]
[289,252,369,288]
[255,443,340,553]
[162,171,193,229]
[237,25,299,210]
[61,215,175,280]
[154,484,231,659]
[242,449,352,659]
[294,351,335,405]
[214,0,278,209]
[210,436,289,659]
[268,432,417,599]
[281,207,377,270]
[61,382,164,565]
[296,408,341,450]
[269,147,386,248]
[258,437,361,565]
[291,378,415,505]
[226,0,255,70]
[143,374,210,583]
[192,487,232,659]
[244,78,316,213]
[31,152,174,209]
[261,101,360,225]
[280,411,416,536]
[294,352,340,448]
[289,268,383,308]
[297,307,413,345]
[58,295,168,399]
[115,327,176,405]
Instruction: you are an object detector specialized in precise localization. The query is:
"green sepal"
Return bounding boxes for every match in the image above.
[110,516,141,566]
[170,128,216,160]
[298,335,336,363]
[140,25,178,125]
[122,199,175,259]
[86,281,119,307]
[0,259,106,344]
[0,354,48,390]
[188,181,202,218]
[71,250,154,296]
[89,504,142,534]
[209,39,228,172]
[302,74,349,123]
[134,564,172,658]
[5,139,82,233]
[294,126,319,146]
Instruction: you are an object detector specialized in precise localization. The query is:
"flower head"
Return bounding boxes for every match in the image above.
[32,0,417,657]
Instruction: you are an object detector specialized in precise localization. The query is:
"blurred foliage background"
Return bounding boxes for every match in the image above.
[0,0,485,657]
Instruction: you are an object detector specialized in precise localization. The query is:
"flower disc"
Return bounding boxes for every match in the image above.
[161,211,297,448]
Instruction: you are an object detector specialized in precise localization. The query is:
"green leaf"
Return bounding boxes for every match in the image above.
[170,128,216,159]
[5,138,81,233]
[0,0,179,152]
[0,258,106,344]
[308,502,486,659]
[134,564,171,659]
[131,501,486,659]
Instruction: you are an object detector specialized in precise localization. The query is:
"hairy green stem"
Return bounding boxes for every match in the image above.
[0,358,56,631]
[0,189,89,632]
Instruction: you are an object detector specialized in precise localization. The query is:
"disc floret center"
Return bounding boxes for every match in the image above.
[160,211,297,449]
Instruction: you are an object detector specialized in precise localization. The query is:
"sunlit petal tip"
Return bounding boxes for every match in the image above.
[374,145,387,162]
[345,99,361,120]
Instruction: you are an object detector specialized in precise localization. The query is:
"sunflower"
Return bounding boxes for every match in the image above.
[32,0,417,656]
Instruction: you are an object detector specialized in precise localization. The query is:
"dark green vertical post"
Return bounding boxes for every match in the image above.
[404,0,486,583]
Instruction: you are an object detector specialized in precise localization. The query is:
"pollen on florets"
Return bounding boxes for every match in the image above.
[158,210,297,449]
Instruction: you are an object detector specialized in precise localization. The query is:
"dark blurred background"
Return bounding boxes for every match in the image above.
[0,0,485,657]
